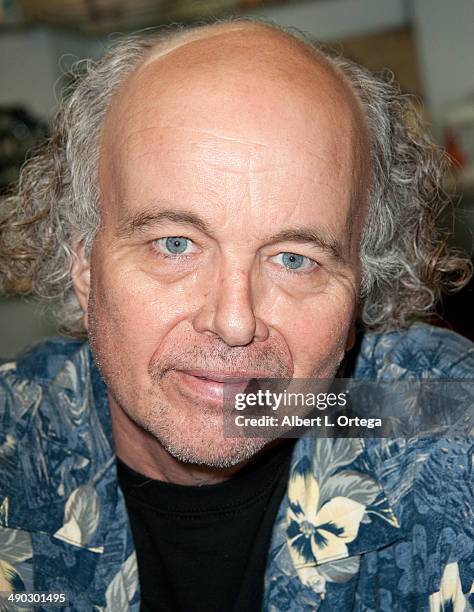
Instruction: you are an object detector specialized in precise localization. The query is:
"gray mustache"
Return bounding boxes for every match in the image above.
[149,344,292,379]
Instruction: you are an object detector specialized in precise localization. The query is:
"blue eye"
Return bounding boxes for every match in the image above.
[273,252,317,272]
[165,237,189,254]
[153,236,196,257]
[282,253,304,269]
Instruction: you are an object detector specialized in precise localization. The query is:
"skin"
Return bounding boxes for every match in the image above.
[72,23,370,485]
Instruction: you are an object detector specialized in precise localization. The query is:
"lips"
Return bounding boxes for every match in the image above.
[173,369,267,405]
[180,369,268,383]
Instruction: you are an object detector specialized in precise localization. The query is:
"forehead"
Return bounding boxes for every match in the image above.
[99,26,368,241]
[111,28,360,143]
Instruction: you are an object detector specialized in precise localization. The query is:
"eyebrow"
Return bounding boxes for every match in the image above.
[117,208,211,238]
[266,229,345,262]
[117,207,345,262]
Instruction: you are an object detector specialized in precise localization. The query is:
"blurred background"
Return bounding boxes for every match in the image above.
[1,0,473,358]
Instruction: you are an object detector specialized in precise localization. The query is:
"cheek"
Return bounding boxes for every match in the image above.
[88,259,197,374]
[268,284,356,378]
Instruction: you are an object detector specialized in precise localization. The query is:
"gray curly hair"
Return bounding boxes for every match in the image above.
[0,18,471,336]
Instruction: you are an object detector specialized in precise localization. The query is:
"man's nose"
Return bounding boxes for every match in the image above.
[192,268,269,347]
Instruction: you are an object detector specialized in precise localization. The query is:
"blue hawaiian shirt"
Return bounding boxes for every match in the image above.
[0,322,473,611]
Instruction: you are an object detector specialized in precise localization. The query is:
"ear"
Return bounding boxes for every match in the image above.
[345,323,356,351]
[71,242,91,330]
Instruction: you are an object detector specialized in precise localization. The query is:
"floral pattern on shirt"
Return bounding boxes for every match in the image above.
[286,438,400,596]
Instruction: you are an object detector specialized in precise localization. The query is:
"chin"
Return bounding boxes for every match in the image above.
[144,416,271,468]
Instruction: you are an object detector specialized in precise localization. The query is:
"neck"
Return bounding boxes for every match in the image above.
[109,393,255,486]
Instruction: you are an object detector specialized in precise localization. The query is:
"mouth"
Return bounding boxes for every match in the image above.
[174,369,266,404]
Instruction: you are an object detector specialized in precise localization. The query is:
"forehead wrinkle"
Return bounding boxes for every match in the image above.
[121,123,271,152]
[118,120,351,179]
[159,125,270,149]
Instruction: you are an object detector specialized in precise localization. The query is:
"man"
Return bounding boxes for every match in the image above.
[0,18,473,612]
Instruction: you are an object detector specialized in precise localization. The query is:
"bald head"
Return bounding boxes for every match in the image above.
[112,22,368,146]
[101,21,370,240]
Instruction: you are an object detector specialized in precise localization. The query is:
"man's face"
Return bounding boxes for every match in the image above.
[77,28,369,468]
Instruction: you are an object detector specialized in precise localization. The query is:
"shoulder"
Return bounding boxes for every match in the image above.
[351,324,474,539]
[353,322,474,380]
[0,336,89,431]
[1,336,86,381]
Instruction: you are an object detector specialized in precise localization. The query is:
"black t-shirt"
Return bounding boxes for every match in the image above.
[117,440,295,612]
